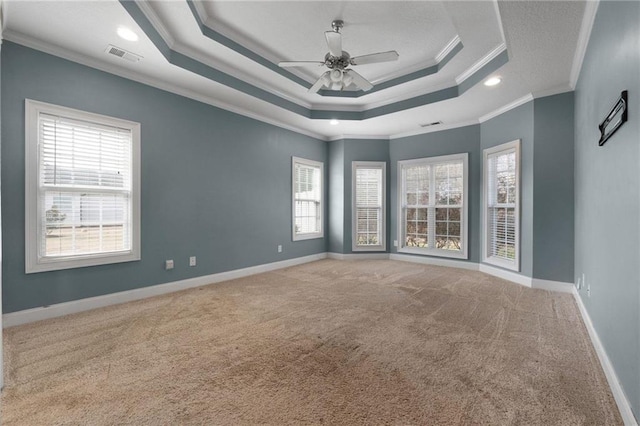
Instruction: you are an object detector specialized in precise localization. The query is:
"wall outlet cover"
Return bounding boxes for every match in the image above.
[165,260,174,270]
[189,256,196,267]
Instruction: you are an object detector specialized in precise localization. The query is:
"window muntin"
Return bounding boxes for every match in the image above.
[292,157,323,240]
[483,140,520,271]
[398,153,468,259]
[25,100,140,273]
[352,162,386,251]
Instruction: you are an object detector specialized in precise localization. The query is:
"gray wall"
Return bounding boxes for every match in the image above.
[481,102,535,276]
[390,125,481,262]
[1,42,327,313]
[328,139,345,253]
[533,92,575,283]
[574,1,640,417]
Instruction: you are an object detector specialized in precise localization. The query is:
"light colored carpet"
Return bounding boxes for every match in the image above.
[1,259,622,425]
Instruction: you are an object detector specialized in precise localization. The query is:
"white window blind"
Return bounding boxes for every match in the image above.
[292,157,323,240]
[398,153,468,259]
[483,140,520,270]
[25,100,140,273]
[352,162,385,250]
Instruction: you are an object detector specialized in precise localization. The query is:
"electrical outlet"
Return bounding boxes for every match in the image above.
[277,245,283,253]
[189,256,196,267]
[576,277,582,290]
[393,240,398,247]
[165,259,174,270]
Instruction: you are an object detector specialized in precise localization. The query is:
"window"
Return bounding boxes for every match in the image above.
[398,153,468,259]
[25,100,140,273]
[292,157,323,240]
[352,162,386,251]
[483,140,520,271]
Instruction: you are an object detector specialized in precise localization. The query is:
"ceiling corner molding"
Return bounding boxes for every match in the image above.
[436,35,461,63]
[569,0,599,89]
[136,1,175,48]
[479,93,533,123]
[328,134,390,142]
[189,0,208,27]
[455,43,506,85]
[3,30,326,141]
[389,119,479,140]
[491,0,507,48]
[532,84,573,100]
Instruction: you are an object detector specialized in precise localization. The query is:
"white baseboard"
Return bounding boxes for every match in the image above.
[479,263,532,287]
[532,278,575,293]
[389,253,479,271]
[572,288,638,426]
[327,252,390,260]
[2,253,328,328]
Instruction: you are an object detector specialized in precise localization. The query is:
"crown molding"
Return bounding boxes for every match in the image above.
[478,93,533,123]
[436,35,461,63]
[455,43,506,85]
[531,84,573,99]
[3,31,328,141]
[136,1,175,48]
[569,0,599,89]
[327,134,390,142]
[389,119,479,140]
[172,41,313,110]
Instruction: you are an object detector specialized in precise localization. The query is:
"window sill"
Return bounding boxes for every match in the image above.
[482,256,519,272]
[398,246,468,260]
[292,232,324,242]
[26,251,140,274]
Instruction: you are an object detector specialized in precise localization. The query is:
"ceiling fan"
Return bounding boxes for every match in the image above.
[278,20,399,93]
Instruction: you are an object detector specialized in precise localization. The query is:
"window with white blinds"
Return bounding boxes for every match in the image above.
[292,157,323,240]
[25,100,141,273]
[352,162,386,251]
[398,153,468,259]
[483,140,520,271]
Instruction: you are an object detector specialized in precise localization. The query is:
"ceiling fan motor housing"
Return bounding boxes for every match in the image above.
[325,52,351,69]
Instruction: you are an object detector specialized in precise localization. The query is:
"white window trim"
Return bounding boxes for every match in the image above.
[352,161,386,252]
[397,152,469,260]
[25,99,141,273]
[291,156,324,241]
[481,139,521,271]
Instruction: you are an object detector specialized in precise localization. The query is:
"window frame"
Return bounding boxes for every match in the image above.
[397,153,469,259]
[25,99,141,273]
[351,161,386,252]
[291,156,324,241]
[482,139,521,271]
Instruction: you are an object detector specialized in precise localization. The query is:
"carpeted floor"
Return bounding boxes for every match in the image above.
[1,259,622,425]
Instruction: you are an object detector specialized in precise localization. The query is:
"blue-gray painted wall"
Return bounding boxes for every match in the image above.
[328,139,345,253]
[1,42,328,313]
[533,92,575,283]
[390,125,481,262]
[574,1,640,417]
[481,102,535,276]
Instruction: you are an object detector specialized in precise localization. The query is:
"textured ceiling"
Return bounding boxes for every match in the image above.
[2,0,589,140]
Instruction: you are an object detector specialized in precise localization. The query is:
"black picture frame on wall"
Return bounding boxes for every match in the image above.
[599,90,628,146]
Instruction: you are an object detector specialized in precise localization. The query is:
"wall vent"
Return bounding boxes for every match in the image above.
[105,45,143,62]
[420,121,443,127]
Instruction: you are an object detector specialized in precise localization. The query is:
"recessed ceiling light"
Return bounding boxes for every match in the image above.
[484,76,502,87]
[117,26,139,42]
[329,119,340,125]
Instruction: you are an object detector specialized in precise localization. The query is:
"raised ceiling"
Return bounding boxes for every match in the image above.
[2,1,590,140]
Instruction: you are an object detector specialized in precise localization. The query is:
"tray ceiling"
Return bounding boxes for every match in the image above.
[2,1,588,140]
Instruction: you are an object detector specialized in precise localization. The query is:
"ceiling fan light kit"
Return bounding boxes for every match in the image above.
[278,19,399,93]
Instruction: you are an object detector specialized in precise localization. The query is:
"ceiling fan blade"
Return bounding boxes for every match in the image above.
[278,61,325,68]
[345,70,373,92]
[325,31,342,57]
[309,71,330,93]
[350,51,399,66]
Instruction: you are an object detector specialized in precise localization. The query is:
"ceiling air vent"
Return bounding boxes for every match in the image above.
[420,121,442,128]
[105,45,143,63]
